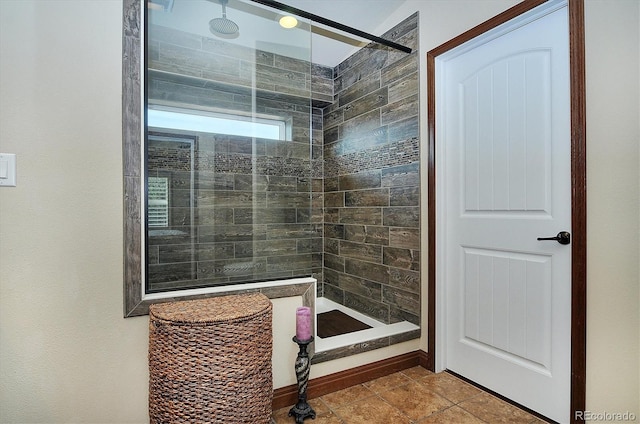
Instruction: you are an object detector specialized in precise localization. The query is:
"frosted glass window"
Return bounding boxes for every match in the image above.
[148,108,286,140]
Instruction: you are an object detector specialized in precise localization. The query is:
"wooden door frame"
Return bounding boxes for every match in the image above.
[425,1,586,422]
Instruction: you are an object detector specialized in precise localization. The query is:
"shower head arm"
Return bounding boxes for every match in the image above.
[247,0,412,54]
[220,0,229,17]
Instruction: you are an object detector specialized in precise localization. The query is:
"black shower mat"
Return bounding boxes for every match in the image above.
[317,309,372,338]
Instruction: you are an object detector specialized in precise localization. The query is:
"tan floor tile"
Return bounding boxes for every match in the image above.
[311,397,333,415]
[417,372,482,403]
[273,410,344,424]
[312,412,345,424]
[274,368,547,424]
[378,381,453,421]
[333,397,411,424]
[271,406,294,424]
[362,372,412,394]
[416,406,486,424]
[304,411,345,424]
[321,384,376,409]
[272,398,330,423]
[401,365,435,380]
[458,392,538,424]
[272,402,341,424]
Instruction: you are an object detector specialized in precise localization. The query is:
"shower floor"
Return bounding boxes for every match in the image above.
[314,297,419,353]
[317,309,372,338]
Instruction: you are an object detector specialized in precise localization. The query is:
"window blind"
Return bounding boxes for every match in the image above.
[148,177,169,227]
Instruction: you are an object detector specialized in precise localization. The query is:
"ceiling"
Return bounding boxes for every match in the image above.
[272,0,408,66]
[150,0,408,67]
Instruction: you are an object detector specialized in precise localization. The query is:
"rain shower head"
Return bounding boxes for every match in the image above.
[209,0,239,36]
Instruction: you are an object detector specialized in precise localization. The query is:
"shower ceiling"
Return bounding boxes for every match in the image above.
[149,0,408,67]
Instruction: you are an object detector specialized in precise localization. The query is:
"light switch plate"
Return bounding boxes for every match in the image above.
[0,153,16,187]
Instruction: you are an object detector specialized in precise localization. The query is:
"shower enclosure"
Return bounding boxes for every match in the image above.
[146,0,322,292]
[144,0,420,359]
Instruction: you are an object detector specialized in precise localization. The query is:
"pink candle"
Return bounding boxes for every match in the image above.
[295,306,312,341]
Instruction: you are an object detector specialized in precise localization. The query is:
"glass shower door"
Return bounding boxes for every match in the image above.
[145,0,317,293]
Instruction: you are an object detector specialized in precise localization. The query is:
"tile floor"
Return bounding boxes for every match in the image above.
[272,367,547,424]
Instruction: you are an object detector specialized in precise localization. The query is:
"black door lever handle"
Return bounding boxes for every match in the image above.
[537,231,571,245]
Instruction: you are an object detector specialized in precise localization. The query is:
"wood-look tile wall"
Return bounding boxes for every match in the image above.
[144,13,421,331]
[322,13,420,326]
[146,25,330,291]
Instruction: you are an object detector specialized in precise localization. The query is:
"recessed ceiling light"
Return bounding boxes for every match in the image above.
[279,15,298,29]
[147,0,173,12]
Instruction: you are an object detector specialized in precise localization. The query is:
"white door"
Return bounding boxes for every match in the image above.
[436,2,571,422]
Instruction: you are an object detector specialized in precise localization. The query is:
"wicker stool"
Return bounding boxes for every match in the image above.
[148,293,273,423]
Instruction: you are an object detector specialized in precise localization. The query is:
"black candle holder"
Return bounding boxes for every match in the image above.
[288,336,316,423]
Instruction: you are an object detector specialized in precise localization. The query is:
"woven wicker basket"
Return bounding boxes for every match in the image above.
[148,293,273,423]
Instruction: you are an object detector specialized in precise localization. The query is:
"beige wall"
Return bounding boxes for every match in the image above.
[584,0,640,419]
[0,1,637,423]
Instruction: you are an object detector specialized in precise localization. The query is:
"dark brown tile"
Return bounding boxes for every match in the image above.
[339,240,382,262]
[340,208,382,225]
[381,50,419,87]
[389,305,420,326]
[235,240,296,258]
[324,224,345,240]
[381,163,420,188]
[388,267,420,294]
[389,186,420,206]
[386,78,419,111]
[311,337,389,364]
[339,170,382,191]
[387,115,419,143]
[233,207,297,224]
[344,188,389,207]
[383,90,418,125]
[341,109,381,141]
[337,72,381,106]
[382,286,420,315]
[343,291,389,323]
[324,176,340,192]
[325,191,345,207]
[389,328,421,343]
[383,206,420,227]
[266,254,313,273]
[383,246,419,270]
[338,274,382,300]
[324,207,340,224]
[389,227,420,249]
[344,225,389,245]
[324,253,345,272]
[343,87,389,121]
[344,258,389,284]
